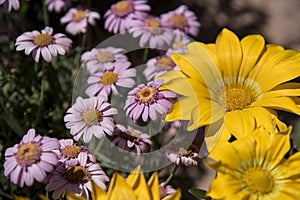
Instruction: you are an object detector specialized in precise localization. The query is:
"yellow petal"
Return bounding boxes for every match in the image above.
[239,34,265,78]
[91,180,108,200]
[147,172,160,200]
[126,166,152,200]
[165,97,197,121]
[277,153,300,180]
[215,28,242,79]
[162,189,181,200]
[66,193,87,200]
[107,173,137,200]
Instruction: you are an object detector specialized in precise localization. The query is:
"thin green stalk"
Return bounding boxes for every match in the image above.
[42,0,50,26]
[164,165,178,185]
[34,62,46,126]
[143,48,149,62]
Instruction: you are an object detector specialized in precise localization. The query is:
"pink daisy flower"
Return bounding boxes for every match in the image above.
[165,147,199,166]
[166,30,191,54]
[0,0,19,11]
[85,61,136,97]
[45,152,109,199]
[104,0,151,34]
[15,26,72,63]
[46,0,73,13]
[53,139,96,166]
[64,96,118,143]
[112,124,152,154]
[81,46,128,74]
[144,54,178,81]
[129,15,174,49]
[60,7,100,36]
[124,79,176,122]
[160,5,200,36]
[4,128,59,187]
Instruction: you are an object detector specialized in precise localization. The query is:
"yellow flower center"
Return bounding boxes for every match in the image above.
[61,145,81,159]
[96,51,114,63]
[33,34,54,47]
[145,19,161,28]
[221,85,253,111]
[82,109,103,126]
[168,14,188,29]
[65,166,89,184]
[16,143,41,167]
[244,168,274,194]
[113,1,134,17]
[100,71,119,86]
[137,86,156,103]
[156,56,176,70]
[73,10,87,21]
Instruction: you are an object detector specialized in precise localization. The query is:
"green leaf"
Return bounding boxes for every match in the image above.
[188,188,211,200]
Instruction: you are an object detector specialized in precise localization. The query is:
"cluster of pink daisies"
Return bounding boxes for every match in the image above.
[2,0,202,199]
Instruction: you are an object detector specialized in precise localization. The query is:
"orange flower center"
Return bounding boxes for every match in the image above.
[65,166,89,184]
[113,1,134,17]
[16,143,41,167]
[145,19,161,28]
[96,51,114,63]
[82,109,103,126]
[169,14,188,30]
[33,34,54,47]
[100,71,118,86]
[156,56,176,70]
[244,168,274,194]
[137,86,156,103]
[73,10,87,21]
[61,145,81,159]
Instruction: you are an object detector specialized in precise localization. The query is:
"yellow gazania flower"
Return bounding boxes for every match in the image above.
[67,166,181,200]
[205,126,300,200]
[158,28,300,151]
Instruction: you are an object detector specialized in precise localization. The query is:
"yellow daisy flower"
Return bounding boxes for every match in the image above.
[158,28,300,151]
[67,166,181,200]
[206,126,300,200]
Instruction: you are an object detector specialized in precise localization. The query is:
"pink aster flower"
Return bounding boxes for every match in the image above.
[112,124,152,154]
[144,54,178,81]
[81,47,128,74]
[104,0,150,34]
[129,15,174,49]
[0,0,19,11]
[85,61,136,97]
[166,31,191,54]
[15,26,72,63]
[64,96,118,143]
[165,147,199,166]
[53,139,96,166]
[46,152,109,199]
[160,5,200,36]
[124,79,176,122]
[46,0,73,13]
[4,128,59,187]
[60,7,100,36]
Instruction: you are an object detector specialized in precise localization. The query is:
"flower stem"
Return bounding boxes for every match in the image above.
[34,62,46,126]
[143,48,149,62]
[164,165,178,185]
[42,0,50,26]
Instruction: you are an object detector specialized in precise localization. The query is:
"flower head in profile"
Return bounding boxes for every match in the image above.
[166,147,199,166]
[160,5,200,36]
[125,79,176,123]
[46,152,109,200]
[67,166,181,200]
[81,47,128,74]
[85,61,136,97]
[129,15,174,49]
[112,124,152,154]
[64,96,118,143]
[15,26,72,63]
[144,54,178,81]
[206,126,300,200]
[0,0,19,11]
[104,0,151,34]
[45,0,72,13]
[159,28,300,151]
[4,128,59,187]
[53,139,96,166]
[60,7,100,35]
